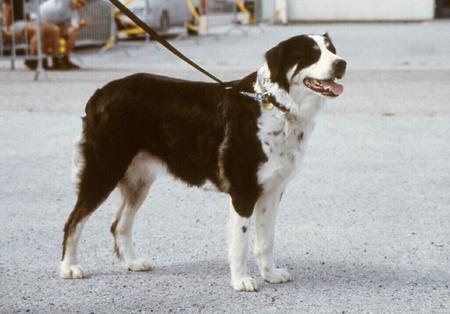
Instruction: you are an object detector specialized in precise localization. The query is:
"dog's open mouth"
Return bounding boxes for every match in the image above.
[303,78,344,97]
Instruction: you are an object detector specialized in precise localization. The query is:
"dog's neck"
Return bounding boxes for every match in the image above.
[253,63,325,121]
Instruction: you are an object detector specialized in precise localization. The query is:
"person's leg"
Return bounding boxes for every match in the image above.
[22,23,45,70]
[66,25,80,55]
[40,22,64,69]
[23,22,63,69]
[59,22,81,69]
[42,22,60,58]
[24,23,37,55]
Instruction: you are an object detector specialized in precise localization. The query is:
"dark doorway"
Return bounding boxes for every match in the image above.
[436,0,450,18]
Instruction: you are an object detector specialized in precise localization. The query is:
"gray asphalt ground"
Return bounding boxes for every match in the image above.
[1,21,450,313]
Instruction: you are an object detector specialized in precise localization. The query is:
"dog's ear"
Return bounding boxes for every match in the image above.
[322,32,336,53]
[265,44,289,91]
[265,45,281,82]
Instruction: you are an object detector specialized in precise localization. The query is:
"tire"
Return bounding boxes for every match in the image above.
[160,11,170,33]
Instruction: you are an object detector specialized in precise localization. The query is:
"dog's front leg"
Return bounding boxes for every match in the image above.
[254,190,292,284]
[227,198,256,292]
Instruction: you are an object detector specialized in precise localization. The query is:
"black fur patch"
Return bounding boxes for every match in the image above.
[63,72,267,259]
[265,35,321,92]
[323,33,337,54]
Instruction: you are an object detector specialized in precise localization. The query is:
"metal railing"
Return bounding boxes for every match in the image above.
[1,0,112,79]
[0,0,44,75]
[78,0,112,46]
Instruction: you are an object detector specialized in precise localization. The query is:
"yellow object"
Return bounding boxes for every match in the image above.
[103,38,115,50]
[104,0,147,49]
[59,38,67,54]
[263,102,274,110]
[116,25,147,36]
[185,0,207,33]
[186,0,201,20]
[112,0,134,17]
[235,0,254,24]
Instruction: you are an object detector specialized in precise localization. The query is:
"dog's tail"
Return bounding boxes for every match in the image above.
[71,89,103,192]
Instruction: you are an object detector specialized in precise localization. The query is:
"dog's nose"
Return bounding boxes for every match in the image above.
[333,59,347,78]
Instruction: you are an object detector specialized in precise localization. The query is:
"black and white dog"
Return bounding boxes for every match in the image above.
[60,33,346,292]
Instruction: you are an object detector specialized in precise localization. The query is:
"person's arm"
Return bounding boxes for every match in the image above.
[70,10,80,27]
[70,11,89,29]
[2,0,11,33]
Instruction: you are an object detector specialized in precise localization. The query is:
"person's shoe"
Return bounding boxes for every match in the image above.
[62,55,81,70]
[24,59,37,70]
[48,56,65,71]
[24,58,48,70]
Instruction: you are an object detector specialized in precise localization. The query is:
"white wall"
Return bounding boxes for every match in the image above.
[261,0,275,20]
[261,0,435,21]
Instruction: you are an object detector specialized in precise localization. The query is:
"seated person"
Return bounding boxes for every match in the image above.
[39,0,88,69]
[2,0,61,70]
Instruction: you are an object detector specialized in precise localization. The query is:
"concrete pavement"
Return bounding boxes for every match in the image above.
[0,111,448,313]
[0,21,449,313]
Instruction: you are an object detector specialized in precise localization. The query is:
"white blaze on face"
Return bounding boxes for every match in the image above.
[297,35,344,82]
[287,35,346,98]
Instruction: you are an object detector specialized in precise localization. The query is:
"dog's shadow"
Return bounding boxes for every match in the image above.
[92,258,449,289]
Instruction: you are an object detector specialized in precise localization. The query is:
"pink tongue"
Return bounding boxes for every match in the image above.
[321,80,344,96]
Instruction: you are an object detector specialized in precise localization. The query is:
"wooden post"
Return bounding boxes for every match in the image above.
[201,0,206,15]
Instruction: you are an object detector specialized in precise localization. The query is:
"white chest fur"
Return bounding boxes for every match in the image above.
[255,64,325,193]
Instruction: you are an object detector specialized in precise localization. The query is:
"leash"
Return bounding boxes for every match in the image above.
[108,0,229,88]
[107,0,289,113]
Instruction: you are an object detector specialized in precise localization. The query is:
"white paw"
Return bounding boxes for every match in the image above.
[125,257,153,272]
[232,276,258,292]
[60,263,85,279]
[262,268,292,284]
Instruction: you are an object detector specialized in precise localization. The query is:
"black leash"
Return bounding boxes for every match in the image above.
[108,0,228,87]
[108,0,289,113]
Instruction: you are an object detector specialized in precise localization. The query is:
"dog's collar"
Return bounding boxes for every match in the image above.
[239,91,289,113]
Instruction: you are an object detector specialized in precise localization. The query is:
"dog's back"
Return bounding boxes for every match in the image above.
[80,73,240,188]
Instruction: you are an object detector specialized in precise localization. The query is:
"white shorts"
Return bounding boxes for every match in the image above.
[10,20,28,35]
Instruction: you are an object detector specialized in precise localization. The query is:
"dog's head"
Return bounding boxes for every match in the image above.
[265,33,346,98]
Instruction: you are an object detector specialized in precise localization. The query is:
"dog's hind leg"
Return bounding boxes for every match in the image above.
[60,137,133,279]
[60,206,90,279]
[60,169,120,279]
[111,153,158,272]
[254,190,292,284]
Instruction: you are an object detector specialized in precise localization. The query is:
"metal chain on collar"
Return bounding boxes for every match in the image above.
[239,92,289,113]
